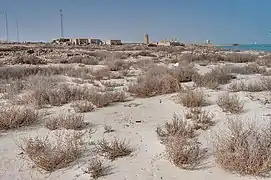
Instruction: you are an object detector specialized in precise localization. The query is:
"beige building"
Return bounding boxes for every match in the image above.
[105,40,122,45]
[158,40,182,46]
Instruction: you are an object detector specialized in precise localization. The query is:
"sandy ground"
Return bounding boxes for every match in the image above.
[1,88,270,180]
[0,45,271,179]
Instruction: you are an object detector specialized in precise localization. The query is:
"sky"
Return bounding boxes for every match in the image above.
[0,0,271,44]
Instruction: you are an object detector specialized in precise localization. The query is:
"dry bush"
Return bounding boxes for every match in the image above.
[225,53,258,63]
[217,93,244,113]
[178,89,207,107]
[0,65,93,80]
[20,132,83,171]
[165,135,207,169]
[96,138,133,160]
[60,56,100,65]
[91,68,111,80]
[192,67,235,89]
[45,112,86,130]
[104,125,114,133]
[133,51,156,57]
[10,56,47,65]
[84,158,111,179]
[214,119,271,176]
[156,114,195,142]
[172,67,197,82]
[128,66,179,97]
[20,84,126,108]
[185,108,214,130]
[256,55,271,67]
[132,59,154,70]
[229,78,271,92]
[106,59,131,71]
[71,100,96,113]
[226,63,266,75]
[0,105,39,130]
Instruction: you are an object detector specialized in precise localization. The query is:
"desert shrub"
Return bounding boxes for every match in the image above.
[165,135,207,169]
[178,89,207,107]
[71,100,96,113]
[185,108,214,130]
[256,55,271,67]
[45,112,86,130]
[0,65,93,80]
[214,119,271,176]
[60,56,100,65]
[0,105,39,130]
[171,67,197,82]
[19,84,126,108]
[229,78,271,92]
[106,59,131,71]
[225,53,257,63]
[84,158,111,179]
[132,59,154,70]
[91,68,111,80]
[192,67,235,89]
[156,114,195,142]
[104,125,114,133]
[226,63,266,75]
[133,51,156,57]
[217,93,244,113]
[128,66,179,97]
[19,132,83,171]
[10,56,47,65]
[96,138,133,160]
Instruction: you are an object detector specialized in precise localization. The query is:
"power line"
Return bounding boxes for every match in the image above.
[16,19,19,42]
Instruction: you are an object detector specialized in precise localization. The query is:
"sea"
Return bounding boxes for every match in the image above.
[216,44,271,52]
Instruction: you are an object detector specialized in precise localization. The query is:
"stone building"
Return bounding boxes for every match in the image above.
[105,40,122,45]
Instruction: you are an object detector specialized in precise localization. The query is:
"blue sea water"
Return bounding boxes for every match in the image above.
[216,44,271,52]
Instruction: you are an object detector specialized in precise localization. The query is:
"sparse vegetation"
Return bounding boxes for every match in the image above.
[59,56,100,65]
[45,113,86,130]
[214,119,271,176]
[19,132,83,171]
[104,125,114,133]
[185,108,214,130]
[229,77,271,92]
[217,93,244,113]
[96,138,133,160]
[156,114,195,142]
[165,135,207,170]
[71,100,96,113]
[9,55,47,65]
[0,105,39,130]
[178,89,207,107]
[84,158,111,179]
[225,53,257,63]
[225,63,266,75]
[128,66,180,97]
[192,67,235,89]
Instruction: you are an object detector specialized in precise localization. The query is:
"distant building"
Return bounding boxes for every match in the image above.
[105,40,122,45]
[144,33,150,44]
[158,40,182,46]
[52,38,102,45]
[205,40,211,44]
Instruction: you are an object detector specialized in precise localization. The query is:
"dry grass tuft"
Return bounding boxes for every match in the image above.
[226,63,266,75]
[229,77,271,92]
[214,119,271,176]
[106,59,131,71]
[217,93,244,113]
[128,66,180,97]
[84,158,112,179]
[185,108,214,130]
[178,89,207,107]
[156,114,195,142]
[0,105,39,130]
[10,56,47,65]
[165,135,207,169]
[60,56,100,65]
[45,113,86,130]
[256,55,271,67]
[225,53,258,63]
[71,100,96,113]
[172,67,197,83]
[19,132,83,171]
[192,67,235,89]
[97,138,133,160]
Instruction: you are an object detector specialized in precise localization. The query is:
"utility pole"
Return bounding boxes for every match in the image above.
[16,20,19,42]
[0,12,9,42]
[60,9,64,38]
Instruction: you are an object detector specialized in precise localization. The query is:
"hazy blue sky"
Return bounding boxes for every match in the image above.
[0,0,271,44]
